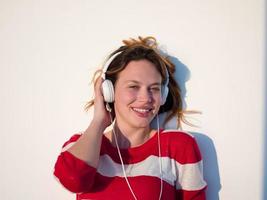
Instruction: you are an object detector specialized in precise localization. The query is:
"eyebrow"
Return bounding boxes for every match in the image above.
[125,80,161,86]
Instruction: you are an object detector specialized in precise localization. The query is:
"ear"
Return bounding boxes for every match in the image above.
[101,79,115,103]
[160,85,169,105]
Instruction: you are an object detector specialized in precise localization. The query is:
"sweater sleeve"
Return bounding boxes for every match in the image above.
[53,134,97,193]
[175,134,207,200]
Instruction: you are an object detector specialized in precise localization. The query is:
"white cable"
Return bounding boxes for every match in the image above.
[156,114,163,199]
[108,111,138,200]
[112,122,138,200]
[107,105,163,200]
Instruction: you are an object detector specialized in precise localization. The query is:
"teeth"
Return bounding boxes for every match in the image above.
[133,108,150,113]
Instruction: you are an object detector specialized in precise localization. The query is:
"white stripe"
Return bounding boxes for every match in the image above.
[97,154,206,191]
[176,161,205,190]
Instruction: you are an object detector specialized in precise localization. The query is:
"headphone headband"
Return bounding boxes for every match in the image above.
[101,52,121,80]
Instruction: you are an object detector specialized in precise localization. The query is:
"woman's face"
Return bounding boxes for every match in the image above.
[114,59,162,130]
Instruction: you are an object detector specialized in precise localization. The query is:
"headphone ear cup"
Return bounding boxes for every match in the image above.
[160,86,169,105]
[101,79,115,103]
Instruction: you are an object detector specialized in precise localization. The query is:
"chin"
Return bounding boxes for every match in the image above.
[132,118,153,128]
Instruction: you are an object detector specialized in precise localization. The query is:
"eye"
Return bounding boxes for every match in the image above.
[129,85,139,89]
[150,87,160,92]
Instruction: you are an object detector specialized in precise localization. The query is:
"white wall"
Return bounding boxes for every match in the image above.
[0,0,265,199]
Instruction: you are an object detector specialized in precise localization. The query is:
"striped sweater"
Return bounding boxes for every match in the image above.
[54,129,207,200]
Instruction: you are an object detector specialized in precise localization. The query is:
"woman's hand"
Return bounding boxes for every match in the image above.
[92,77,112,130]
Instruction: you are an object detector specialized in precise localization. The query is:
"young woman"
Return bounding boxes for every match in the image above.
[54,36,207,200]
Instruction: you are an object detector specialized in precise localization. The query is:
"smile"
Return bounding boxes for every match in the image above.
[132,108,151,113]
[131,107,154,117]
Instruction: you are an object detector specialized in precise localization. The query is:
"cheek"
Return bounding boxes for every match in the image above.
[115,89,137,104]
[151,92,161,104]
[154,92,162,101]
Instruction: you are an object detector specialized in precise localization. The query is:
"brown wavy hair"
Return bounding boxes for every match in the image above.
[85,36,196,128]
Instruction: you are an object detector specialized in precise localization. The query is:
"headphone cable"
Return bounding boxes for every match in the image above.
[107,107,163,200]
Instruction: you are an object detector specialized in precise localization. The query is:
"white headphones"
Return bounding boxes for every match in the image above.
[101,53,169,105]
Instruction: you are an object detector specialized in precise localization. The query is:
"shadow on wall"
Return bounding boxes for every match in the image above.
[191,132,221,200]
[171,56,221,200]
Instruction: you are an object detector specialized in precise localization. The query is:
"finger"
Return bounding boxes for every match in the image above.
[94,77,107,112]
[94,77,104,97]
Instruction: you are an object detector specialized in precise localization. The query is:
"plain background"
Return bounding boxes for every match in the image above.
[0,0,265,199]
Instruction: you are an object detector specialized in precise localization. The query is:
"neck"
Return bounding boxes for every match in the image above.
[111,121,153,148]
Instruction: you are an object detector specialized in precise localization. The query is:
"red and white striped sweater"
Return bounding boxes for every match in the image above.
[54,129,207,200]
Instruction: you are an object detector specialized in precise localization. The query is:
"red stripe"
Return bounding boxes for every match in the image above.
[61,131,202,165]
[101,130,202,164]
[62,133,81,148]
[54,151,96,193]
[78,174,177,200]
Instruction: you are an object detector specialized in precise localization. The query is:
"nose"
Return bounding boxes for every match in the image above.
[138,88,153,103]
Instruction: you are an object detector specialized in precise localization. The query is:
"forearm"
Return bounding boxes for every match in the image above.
[67,119,105,168]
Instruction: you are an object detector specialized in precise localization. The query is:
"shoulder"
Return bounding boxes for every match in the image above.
[160,129,197,150]
[160,129,202,163]
[161,129,195,142]
[61,132,83,152]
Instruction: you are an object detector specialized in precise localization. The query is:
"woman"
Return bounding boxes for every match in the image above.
[54,36,207,200]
